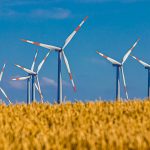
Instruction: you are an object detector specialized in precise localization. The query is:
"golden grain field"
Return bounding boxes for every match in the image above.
[0,100,150,150]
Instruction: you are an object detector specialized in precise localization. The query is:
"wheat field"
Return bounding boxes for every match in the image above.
[0,100,150,150]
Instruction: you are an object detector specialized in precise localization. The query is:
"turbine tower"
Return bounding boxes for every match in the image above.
[131,55,150,99]
[21,16,88,103]
[0,64,11,104]
[96,39,139,100]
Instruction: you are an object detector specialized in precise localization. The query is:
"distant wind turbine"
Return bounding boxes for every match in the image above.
[21,16,88,103]
[0,64,11,104]
[96,39,139,100]
[131,55,150,99]
[12,50,50,103]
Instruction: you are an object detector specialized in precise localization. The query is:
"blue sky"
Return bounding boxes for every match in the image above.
[0,0,150,103]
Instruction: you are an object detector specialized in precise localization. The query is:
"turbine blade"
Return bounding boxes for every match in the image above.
[121,67,128,99]
[37,50,51,73]
[15,64,36,75]
[0,87,11,104]
[35,76,43,103]
[12,76,30,81]
[35,84,43,103]
[131,55,150,68]
[0,64,6,82]
[96,51,121,65]
[122,38,140,64]
[31,50,38,71]
[62,51,76,91]
[21,39,61,51]
[62,16,88,50]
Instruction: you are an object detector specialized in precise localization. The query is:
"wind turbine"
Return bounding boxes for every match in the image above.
[0,64,11,104]
[12,50,38,104]
[96,39,139,100]
[131,55,150,99]
[12,50,50,103]
[21,16,88,104]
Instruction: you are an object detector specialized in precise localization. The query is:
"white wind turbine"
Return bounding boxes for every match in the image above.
[12,50,50,103]
[131,55,150,99]
[0,64,11,104]
[21,16,88,103]
[96,39,139,100]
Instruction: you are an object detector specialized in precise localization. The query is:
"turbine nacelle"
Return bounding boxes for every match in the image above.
[145,67,150,70]
[56,48,63,52]
[29,73,38,75]
[112,64,122,67]
[55,49,62,52]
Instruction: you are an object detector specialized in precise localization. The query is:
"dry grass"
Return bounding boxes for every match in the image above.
[0,100,150,150]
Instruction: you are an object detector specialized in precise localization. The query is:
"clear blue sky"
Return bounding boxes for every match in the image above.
[0,0,150,103]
